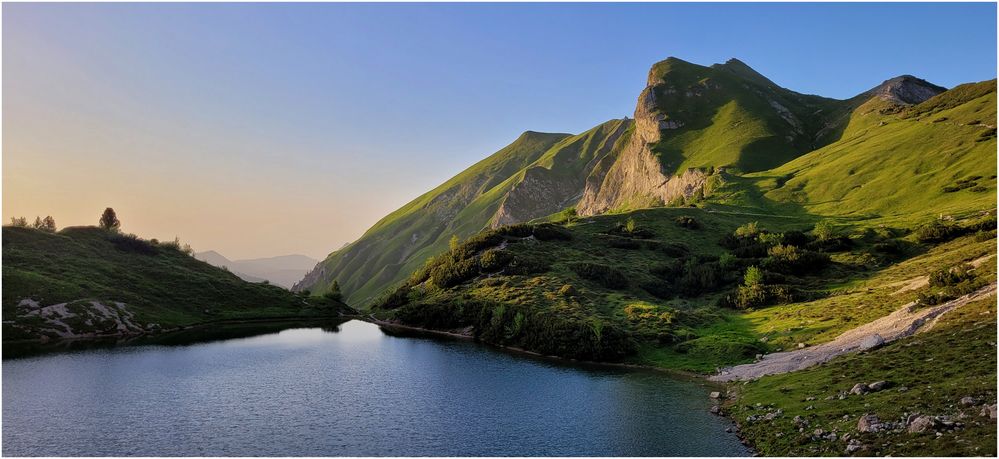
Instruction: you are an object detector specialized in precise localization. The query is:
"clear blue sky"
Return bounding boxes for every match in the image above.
[4,2,996,258]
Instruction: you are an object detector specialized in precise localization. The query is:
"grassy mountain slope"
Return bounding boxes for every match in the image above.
[365,73,997,456]
[297,121,633,306]
[647,57,841,174]
[710,80,997,224]
[3,226,354,341]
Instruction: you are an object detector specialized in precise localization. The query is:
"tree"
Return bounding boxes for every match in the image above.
[41,216,56,232]
[32,216,44,229]
[558,207,578,225]
[812,220,836,241]
[325,280,343,302]
[625,217,637,234]
[99,208,121,232]
[9,217,27,227]
[449,234,460,252]
[744,266,764,287]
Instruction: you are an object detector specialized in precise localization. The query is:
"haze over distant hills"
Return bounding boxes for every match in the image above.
[195,251,319,289]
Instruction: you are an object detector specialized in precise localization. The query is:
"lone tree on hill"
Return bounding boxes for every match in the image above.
[42,216,56,232]
[32,216,44,230]
[99,207,121,232]
[325,280,343,302]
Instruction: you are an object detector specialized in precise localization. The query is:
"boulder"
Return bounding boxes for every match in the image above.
[960,396,979,406]
[981,404,997,419]
[709,391,722,399]
[868,381,889,392]
[710,405,720,415]
[794,415,809,428]
[846,440,863,454]
[857,414,880,433]
[850,383,869,395]
[858,334,885,351]
[907,415,936,433]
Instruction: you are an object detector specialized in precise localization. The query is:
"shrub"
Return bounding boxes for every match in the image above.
[734,221,761,239]
[719,252,739,271]
[606,237,642,250]
[675,259,723,296]
[569,262,628,289]
[480,249,513,272]
[558,284,578,297]
[812,220,837,241]
[914,220,963,243]
[505,254,551,275]
[429,256,479,288]
[674,215,701,229]
[762,244,830,274]
[556,207,578,225]
[744,266,764,287]
[929,264,976,288]
[108,232,158,255]
[532,224,573,241]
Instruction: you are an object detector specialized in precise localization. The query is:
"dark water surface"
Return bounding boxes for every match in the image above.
[3,320,748,456]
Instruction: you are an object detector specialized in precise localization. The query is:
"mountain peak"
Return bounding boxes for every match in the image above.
[712,58,777,87]
[863,75,946,105]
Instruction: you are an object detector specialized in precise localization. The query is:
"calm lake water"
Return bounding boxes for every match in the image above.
[2,320,748,456]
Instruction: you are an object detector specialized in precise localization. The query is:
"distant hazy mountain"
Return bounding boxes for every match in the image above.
[194,251,318,288]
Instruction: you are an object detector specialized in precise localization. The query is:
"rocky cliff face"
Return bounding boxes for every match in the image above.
[577,63,708,215]
[864,75,947,105]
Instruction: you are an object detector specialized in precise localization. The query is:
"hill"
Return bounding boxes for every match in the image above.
[299,57,954,306]
[194,251,318,288]
[3,226,354,342]
[295,121,633,305]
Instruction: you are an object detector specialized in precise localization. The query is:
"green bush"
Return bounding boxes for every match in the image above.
[674,215,701,229]
[915,220,963,243]
[569,262,628,289]
[480,249,513,272]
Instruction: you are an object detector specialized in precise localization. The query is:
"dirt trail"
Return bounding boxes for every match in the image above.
[710,282,997,382]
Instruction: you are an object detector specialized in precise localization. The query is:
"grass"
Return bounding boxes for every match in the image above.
[731,296,997,456]
[3,226,353,340]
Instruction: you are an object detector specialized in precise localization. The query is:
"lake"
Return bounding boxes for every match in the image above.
[2,320,749,456]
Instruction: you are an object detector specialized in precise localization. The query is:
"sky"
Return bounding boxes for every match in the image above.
[4,2,996,260]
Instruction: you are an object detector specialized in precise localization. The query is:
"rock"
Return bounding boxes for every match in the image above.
[710,405,720,415]
[797,342,806,349]
[960,396,978,406]
[858,334,885,351]
[846,440,863,454]
[762,409,783,421]
[868,381,889,392]
[709,391,722,399]
[805,396,816,401]
[858,414,881,433]
[981,404,997,419]
[794,415,809,428]
[907,415,936,433]
[725,427,733,433]
[850,383,869,395]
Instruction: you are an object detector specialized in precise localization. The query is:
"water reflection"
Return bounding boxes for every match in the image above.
[3,319,749,456]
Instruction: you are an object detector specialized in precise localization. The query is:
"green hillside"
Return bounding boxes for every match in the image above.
[363,69,996,455]
[296,120,632,305]
[300,58,954,305]
[646,57,842,174]
[716,79,997,223]
[3,226,354,342]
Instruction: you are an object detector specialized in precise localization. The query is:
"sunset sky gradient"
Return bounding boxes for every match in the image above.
[4,3,996,259]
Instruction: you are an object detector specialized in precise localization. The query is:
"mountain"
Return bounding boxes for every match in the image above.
[195,251,318,288]
[3,226,354,342]
[298,57,960,307]
[363,59,996,456]
[295,122,632,304]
